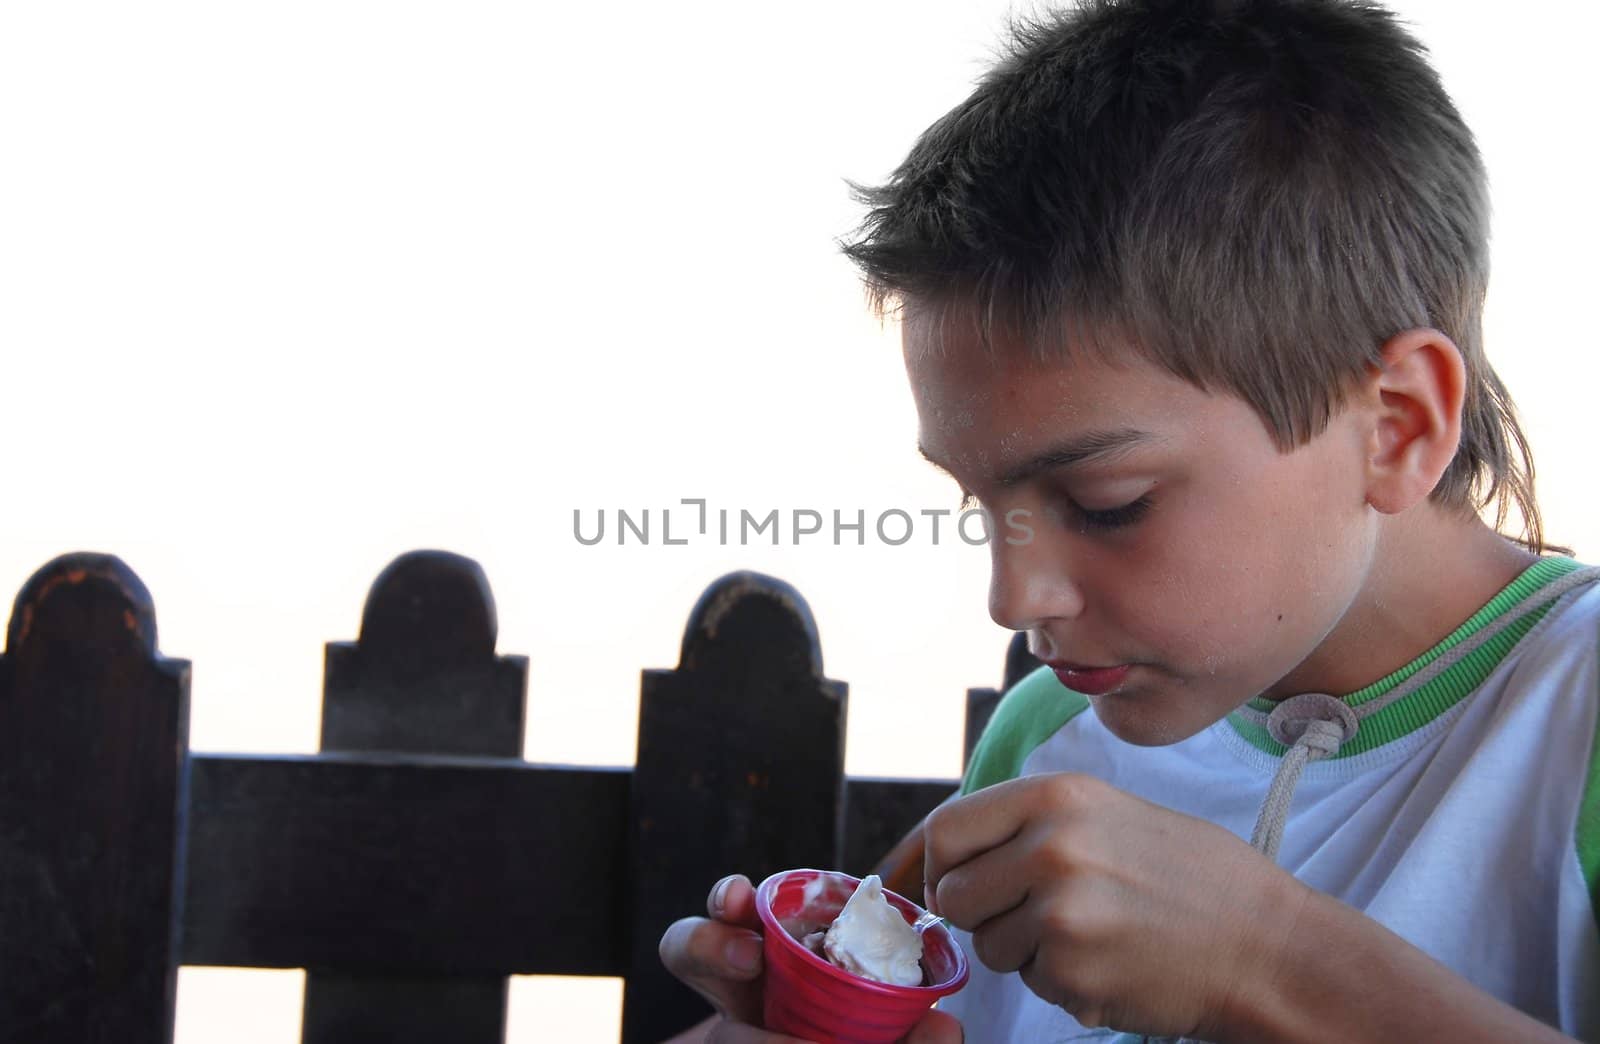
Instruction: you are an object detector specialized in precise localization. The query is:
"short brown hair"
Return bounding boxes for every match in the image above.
[841,0,1546,550]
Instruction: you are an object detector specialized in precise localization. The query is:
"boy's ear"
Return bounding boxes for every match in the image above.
[1362,328,1466,515]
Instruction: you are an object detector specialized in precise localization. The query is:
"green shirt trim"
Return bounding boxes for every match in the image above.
[1225,556,1584,759]
[1579,625,1600,917]
[961,667,1091,795]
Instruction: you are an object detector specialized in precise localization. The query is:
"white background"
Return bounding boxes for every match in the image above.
[1,1,1595,1040]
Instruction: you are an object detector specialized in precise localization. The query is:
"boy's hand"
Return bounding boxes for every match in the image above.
[658,874,965,1044]
[923,773,1303,1039]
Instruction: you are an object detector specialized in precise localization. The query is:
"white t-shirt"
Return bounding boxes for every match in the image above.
[939,555,1600,1041]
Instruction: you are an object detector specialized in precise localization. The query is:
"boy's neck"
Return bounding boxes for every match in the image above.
[1266,508,1542,700]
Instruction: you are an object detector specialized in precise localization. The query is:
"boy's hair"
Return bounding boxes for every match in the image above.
[841,0,1547,551]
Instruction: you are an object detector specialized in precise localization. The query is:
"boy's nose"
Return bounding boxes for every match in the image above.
[987,530,1085,631]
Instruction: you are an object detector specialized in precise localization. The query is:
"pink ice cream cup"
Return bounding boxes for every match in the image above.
[754,868,969,1044]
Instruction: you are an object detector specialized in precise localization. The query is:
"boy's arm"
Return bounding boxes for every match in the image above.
[1218,885,1575,1043]
[923,773,1580,1042]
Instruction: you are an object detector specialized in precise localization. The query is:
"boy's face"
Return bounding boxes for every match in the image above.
[906,310,1382,743]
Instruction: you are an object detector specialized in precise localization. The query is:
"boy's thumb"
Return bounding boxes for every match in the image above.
[902,1009,963,1044]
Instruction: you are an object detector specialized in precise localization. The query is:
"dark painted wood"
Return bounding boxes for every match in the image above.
[301,551,528,1044]
[841,776,958,878]
[622,572,848,1044]
[182,753,629,974]
[0,551,1015,1042]
[0,553,190,1044]
[296,975,505,1044]
[1002,629,1044,690]
[964,631,1041,770]
[963,686,1001,772]
[319,551,524,758]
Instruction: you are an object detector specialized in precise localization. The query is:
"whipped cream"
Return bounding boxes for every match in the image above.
[818,874,924,987]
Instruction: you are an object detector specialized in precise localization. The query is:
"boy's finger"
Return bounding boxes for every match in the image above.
[705,1019,815,1044]
[902,1009,964,1044]
[707,874,763,929]
[925,829,1031,933]
[923,780,1031,887]
[923,775,1076,905]
[659,916,765,983]
[658,916,765,1024]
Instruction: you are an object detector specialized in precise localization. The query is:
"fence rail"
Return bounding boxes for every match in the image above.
[0,550,1037,1044]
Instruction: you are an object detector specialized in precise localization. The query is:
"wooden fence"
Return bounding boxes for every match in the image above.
[0,549,1037,1044]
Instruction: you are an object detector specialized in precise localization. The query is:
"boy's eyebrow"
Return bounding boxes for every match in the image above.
[918,428,1155,487]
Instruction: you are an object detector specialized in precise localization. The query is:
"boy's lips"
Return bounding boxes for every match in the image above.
[1045,661,1131,695]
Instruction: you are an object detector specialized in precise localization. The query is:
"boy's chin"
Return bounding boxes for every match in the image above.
[1086,692,1219,747]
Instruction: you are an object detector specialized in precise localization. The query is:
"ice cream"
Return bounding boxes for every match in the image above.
[757,869,970,1042]
[804,874,924,987]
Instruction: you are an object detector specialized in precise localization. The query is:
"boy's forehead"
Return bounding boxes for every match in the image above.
[899,297,1123,399]
[900,309,1247,481]
[904,334,1153,481]
[902,315,1122,427]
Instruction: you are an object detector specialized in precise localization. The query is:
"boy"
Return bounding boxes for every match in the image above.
[659,0,1598,1040]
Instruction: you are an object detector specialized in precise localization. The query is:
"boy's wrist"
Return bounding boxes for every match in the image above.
[1201,866,1318,1043]
[1210,884,1574,1044]
[1219,882,1443,1044]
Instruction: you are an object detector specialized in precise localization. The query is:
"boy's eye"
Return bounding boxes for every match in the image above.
[1073,495,1152,532]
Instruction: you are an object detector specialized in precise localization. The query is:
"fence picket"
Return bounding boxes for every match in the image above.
[0,553,190,1044]
[0,552,1009,1044]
